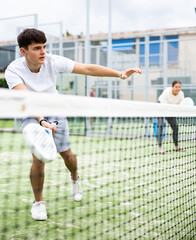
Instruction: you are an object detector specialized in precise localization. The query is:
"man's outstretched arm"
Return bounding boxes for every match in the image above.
[72,62,142,79]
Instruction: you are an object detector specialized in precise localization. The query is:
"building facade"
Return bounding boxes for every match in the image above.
[0,26,196,103]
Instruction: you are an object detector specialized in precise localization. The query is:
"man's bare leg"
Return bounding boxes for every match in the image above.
[60,149,82,201]
[60,149,78,180]
[30,154,45,201]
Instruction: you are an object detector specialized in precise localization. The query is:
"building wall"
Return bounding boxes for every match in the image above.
[1,27,196,103]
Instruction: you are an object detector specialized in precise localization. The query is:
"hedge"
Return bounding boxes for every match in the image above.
[0,78,8,88]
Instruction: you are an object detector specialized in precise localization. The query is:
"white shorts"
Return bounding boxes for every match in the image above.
[21,117,70,153]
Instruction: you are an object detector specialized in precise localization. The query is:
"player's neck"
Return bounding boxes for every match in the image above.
[25,60,42,73]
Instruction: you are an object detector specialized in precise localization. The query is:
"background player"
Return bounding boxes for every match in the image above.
[157,80,184,154]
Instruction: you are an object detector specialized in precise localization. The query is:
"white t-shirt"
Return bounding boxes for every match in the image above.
[5,54,75,93]
[158,87,184,104]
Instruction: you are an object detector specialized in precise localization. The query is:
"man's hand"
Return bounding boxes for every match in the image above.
[120,68,143,80]
[41,121,57,135]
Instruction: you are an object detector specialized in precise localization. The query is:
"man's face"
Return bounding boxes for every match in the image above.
[21,42,46,65]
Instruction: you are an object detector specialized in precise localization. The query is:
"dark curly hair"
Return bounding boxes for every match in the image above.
[17,28,47,49]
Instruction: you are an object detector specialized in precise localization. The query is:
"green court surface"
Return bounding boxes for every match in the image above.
[0,129,196,240]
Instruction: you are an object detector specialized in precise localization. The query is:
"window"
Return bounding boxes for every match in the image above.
[69,81,74,89]
[104,39,136,53]
[165,36,178,64]
[139,36,160,66]
[139,35,178,66]
[112,39,136,53]
[0,45,15,71]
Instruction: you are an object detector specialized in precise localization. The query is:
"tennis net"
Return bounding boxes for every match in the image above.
[0,89,196,240]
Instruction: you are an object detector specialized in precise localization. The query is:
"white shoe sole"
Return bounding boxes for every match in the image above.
[73,193,83,201]
[31,214,47,221]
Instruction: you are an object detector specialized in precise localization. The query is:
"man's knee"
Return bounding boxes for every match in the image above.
[32,154,45,165]
[61,150,76,163]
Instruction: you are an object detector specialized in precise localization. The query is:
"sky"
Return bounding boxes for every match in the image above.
[0,0,195,41]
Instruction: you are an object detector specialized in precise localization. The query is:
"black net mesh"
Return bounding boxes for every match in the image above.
[0,116,196,239]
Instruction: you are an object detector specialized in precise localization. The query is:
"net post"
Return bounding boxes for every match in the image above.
[107,0,113,134]
[34,14,38,29]
[163,40,168,90]
[144,34,150,137]
[58,21,63,93]
[14,118,20,131]
[85,0,90,136]
[144,34,149,102]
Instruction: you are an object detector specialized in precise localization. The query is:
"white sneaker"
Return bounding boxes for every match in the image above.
[31,201,47,221]
[70,176,83,201]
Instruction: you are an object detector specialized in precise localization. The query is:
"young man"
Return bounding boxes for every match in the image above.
[5,28,142,221]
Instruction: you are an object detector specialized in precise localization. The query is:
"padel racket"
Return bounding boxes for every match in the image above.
[180,97,194,106]
[23,123,57,163]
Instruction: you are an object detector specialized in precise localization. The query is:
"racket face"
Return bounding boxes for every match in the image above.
[23,123,57,163]
[180,97,194,106]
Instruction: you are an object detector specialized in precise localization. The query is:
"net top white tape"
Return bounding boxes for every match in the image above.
[0,88,196,118]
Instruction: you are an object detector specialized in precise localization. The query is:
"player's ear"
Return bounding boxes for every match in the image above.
[20,47,27,56]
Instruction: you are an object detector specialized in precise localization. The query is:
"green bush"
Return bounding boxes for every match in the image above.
[0,78,8,88]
